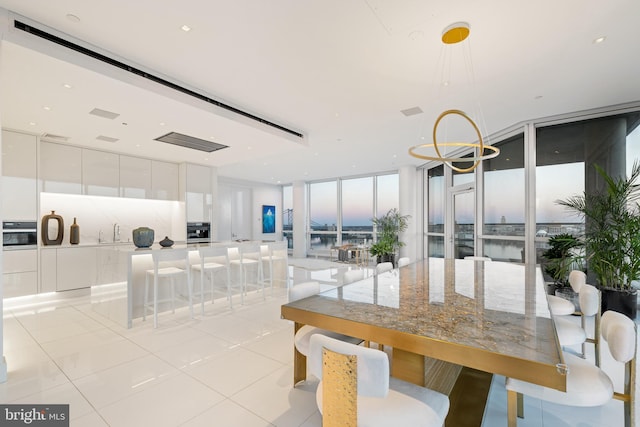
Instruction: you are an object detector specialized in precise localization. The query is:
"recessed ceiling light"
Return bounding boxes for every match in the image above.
[135,144,141,148]
[593,36,606,44]
[159,122,166,126]
[181,24,192,32]
[204,157,209,161]
[263,162,268,166]
[442,81,450,87]
[28,121,36,126]
[66,14,80,23]
[209,136,216,140]
[393,154,397,158]
[62,83,73,89]
[247,146,252,150]
[43,106,51,111]
[554,150,560,154]
[277,180,281,184]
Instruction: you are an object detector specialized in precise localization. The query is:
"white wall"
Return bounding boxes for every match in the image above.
[216,177,282,242]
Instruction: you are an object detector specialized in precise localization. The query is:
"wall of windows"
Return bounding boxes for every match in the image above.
[421,105,640,265]
[482,133,525,262]
[283,173,398,256]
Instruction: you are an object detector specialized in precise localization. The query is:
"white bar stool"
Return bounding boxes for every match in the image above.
[191,245,231,313]
[144,249,193,328]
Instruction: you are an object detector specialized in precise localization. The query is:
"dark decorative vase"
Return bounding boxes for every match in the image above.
[70,217,80,245]
[600,288,638,320]
[132,227,154,248]
[159,236,174,248]
[41,210,64,245]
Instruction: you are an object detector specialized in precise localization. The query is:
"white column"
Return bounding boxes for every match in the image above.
[292,181,307,259]
[399,165,417,263]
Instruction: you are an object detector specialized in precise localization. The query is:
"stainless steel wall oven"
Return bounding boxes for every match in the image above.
[3,221,37,247]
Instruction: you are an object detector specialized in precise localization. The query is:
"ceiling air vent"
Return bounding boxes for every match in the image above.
[154,132,228,153]
[401,106,423,117]
[96,135,119,143]
[89,108,120,120]
[41,133,69,142]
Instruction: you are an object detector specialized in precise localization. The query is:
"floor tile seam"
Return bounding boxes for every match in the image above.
[238,343,291,367]
[223,360,291,399]
[178,397,276,427]
[298,408,321,427]
[73,357,185,412]
[68,350,176,386]
[227,384,319,427]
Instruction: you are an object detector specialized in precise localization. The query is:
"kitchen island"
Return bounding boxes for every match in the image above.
[90,241,288,328]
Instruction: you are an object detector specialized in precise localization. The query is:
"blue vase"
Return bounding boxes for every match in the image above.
[132,227,154,248]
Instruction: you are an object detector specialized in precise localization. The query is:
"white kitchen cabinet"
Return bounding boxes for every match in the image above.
[82,149,119,196]
[40,142,82,194]
[3,249,38,297]
[120,155,151,198]
[39,249,57,293]
[56,247,97,291]
[185,163,212,222]
[2,130,37,220]
[151,160,179,200]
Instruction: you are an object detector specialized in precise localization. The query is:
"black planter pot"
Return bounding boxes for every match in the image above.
[376,253,396,267]
[600,287,638,320]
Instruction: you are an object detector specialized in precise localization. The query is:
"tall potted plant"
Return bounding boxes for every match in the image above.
[542,233,583,288]
[369,208,410,266]
[556,162,640,318]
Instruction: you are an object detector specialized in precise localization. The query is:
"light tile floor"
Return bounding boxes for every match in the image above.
[0,259,630,426]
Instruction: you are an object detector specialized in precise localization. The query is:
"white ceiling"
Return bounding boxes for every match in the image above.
[0,0,639,185]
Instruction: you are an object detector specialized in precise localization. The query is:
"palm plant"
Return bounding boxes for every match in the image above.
[369,208,410,263]
[556,162,640,291]
[541,233,583,288]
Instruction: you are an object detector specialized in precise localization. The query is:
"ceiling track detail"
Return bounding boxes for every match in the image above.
[14,20,304,139]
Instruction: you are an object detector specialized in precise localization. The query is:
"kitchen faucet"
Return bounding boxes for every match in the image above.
[113,223,120,243]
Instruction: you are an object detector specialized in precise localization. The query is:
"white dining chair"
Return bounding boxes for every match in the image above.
[547,269,586,316]
[554,283,601,364]
[343,269,364,285]
[506,310,636,427]
[289,281,362,378]
[309,334,450,427]
[144,249,193,328]
[375,262,393,274]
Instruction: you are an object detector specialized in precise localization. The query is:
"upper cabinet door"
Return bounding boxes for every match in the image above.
[82,149,119,197]
[2,130,37,220]
[40,142,82,195]
[186,164,212,222]
[120,155,151,199]
[151,160,179,200]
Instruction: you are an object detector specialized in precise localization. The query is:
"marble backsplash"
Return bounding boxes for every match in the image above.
[40,193,186,246]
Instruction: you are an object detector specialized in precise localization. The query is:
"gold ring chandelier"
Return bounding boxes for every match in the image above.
[409,22,500,173]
